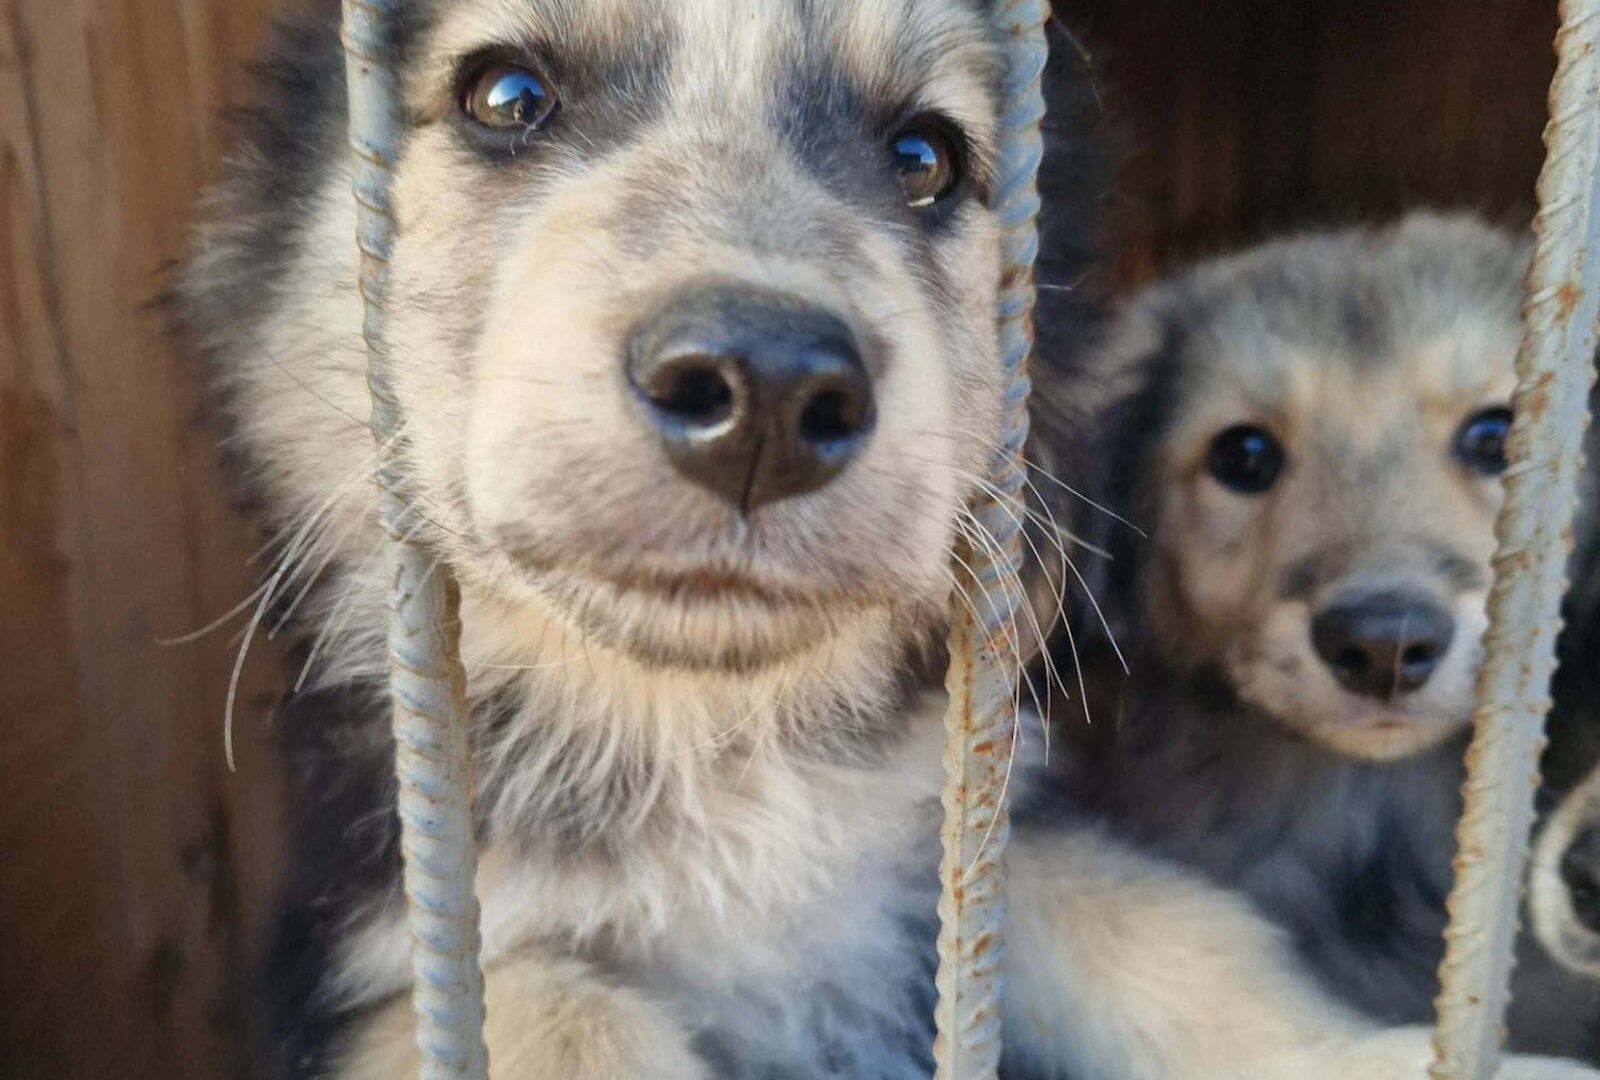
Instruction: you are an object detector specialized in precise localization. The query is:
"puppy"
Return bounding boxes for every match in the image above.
[173,3,1599,1076]
[1036,212,1600,1062]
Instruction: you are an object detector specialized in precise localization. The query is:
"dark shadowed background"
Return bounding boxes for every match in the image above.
[0,0,1560,1076]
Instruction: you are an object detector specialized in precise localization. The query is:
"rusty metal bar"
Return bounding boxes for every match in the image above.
[1429,3,1600,1076]
[932,3,1050,1078]
[341,2,490,1077]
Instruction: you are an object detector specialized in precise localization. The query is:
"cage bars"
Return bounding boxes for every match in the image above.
[931,2,1050,1079]
[1429,2,1600,1077]
[341,1,491,1077]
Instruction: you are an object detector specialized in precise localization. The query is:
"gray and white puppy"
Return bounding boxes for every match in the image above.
[1038,213,1600,1063]
[174,3,1598,1077]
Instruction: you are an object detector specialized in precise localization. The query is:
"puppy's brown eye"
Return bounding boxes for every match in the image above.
[1455,406,1513,476]
[1207,425,1286,495]
[890,123,962,209]
[463,64,557,131]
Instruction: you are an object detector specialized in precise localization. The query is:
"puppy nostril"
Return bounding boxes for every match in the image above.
[800,388,866,443]
[1335,647,1368,674]
[648,362,735,428]
[1402,642,1439,667]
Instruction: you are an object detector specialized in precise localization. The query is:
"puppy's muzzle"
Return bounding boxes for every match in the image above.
[1562,826,1600,935]
[1310,590,1456,701]
[628,285,876,512]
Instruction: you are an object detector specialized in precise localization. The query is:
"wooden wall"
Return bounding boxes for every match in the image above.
[1,1,285,1077]
[1075,0,1560,284]
[0,1,1562,1078]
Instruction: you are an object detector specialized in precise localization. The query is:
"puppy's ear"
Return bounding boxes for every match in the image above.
[1045,288,1182,661]
[1015,14,1110,651]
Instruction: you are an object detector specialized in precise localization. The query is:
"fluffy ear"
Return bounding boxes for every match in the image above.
[1013,15,1111,651]
[1037,286,1183,671]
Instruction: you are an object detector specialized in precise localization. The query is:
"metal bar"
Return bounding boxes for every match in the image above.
[1430,2,1600,1076]
[340,3,490,1078]
[932,3,1050,1078]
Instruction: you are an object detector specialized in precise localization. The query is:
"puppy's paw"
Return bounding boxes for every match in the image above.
[1251,1028,1600,1080]
[338,953,707,1080]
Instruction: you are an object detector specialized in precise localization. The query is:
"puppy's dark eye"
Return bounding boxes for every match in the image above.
[1207,425,1286,495]
[890,122,962,209]
[463,64,557,131]
[1455,406,1513,476]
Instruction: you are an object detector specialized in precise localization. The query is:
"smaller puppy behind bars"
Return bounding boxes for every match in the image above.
[1030,212,1600,1063]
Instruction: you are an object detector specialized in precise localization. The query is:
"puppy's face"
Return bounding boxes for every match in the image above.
[376,0,1008,672]
[1100,218,1528,761]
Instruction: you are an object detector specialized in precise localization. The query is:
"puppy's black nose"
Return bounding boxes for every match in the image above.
[1562,827,1600,934]
[1310,592,1456,700]
[627,285,874,511]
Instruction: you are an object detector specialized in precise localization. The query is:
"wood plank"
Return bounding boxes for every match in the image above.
[1074,0,1558,284]
[2,0,284,1076]
[1,1,125,1075]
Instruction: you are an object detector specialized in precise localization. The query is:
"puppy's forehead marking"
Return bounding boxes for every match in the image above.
[833,0,1002,126]
[422,0,665,67]
[413,0,675,119]
[1187,308,1516,440]
[1410,327,1522,406]
[417,0,1004,298]
[420,0,999,142]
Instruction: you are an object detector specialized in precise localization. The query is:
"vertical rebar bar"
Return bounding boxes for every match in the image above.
[341,2,490,1077]
[932,3,1049,1078]
[1430,3,1600,1076]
